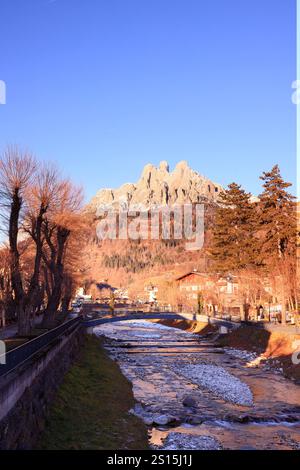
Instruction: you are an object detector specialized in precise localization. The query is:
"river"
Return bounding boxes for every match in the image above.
[94,320,300,450]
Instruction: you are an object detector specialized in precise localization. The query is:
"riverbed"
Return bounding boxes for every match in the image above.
[94,320,300,450]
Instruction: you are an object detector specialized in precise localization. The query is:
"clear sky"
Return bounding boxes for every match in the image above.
[0,0,297,201]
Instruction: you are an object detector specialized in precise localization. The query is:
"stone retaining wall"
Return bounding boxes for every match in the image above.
[0,326,84,449]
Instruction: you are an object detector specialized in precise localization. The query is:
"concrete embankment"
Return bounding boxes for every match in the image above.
[0,322,83,449]
[150,318,218,335]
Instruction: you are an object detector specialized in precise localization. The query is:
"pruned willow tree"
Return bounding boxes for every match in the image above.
[40,180,84,328]
[0,146,85,336]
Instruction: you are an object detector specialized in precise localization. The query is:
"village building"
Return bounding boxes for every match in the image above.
[175,270,241,316]
[144,284,158,303]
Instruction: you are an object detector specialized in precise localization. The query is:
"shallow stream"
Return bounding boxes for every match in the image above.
[95,321,300,450]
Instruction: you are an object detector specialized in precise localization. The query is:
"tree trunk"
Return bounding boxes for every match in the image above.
[41,226,70,327]
[43,281,63,327]
[0,307,5,328]
[240,304,245,321]
[281,298,286,325]
[17,305,31,336]
[8,190,29,336]
[212,305,216,318]
[61,294,71,313]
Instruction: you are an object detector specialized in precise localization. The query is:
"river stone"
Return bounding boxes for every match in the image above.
[150,415,181,427]
[182,396,197,408]
[144,417,155,425]
[143,414,180,426]
[224,413,251,423]
[185,416,203,425]
[237,415,251,423]
[130,408,169,427]
[167,416,182,427]
[153,415,169,425]
[160,433,222,450]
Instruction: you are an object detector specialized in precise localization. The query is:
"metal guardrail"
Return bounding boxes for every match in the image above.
[0,316,81,378]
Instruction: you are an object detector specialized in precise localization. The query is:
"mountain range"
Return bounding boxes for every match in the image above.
[87,160,223,212]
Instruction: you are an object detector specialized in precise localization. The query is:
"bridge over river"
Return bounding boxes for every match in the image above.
[81,304,300,335]
[81,310,240,333]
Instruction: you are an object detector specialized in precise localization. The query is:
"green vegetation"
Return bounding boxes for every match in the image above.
[211,165,296,271]
[102,240,180,273]
[37,335,149,450]
[211,182,259,271]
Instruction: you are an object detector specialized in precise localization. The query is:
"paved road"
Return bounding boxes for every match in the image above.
[0,316,44,340]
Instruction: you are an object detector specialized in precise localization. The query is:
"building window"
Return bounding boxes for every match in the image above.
[227,283,233,294]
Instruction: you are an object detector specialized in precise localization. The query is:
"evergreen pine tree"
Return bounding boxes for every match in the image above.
[258,165,296,324]
[210,183,259,272]
[258,165,296,261]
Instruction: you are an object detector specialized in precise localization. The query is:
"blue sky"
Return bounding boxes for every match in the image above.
[0,0,297,201]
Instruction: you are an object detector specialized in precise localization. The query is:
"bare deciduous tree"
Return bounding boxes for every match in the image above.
[0,147,85,335]
[0,147,37,335]
[41,180,83,327]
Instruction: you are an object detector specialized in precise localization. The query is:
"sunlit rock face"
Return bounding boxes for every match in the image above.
[87,161,223,212]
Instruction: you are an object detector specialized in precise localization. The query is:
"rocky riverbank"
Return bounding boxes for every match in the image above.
[155,319,300,383]
[95,320,300,450]
[217,325,300,383]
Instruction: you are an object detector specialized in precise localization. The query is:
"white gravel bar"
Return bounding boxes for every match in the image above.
[160,433,222,450]
[177,364,253,406]
[224,347,258,362]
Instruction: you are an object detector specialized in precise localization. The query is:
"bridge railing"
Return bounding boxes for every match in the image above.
[0,316,81,378]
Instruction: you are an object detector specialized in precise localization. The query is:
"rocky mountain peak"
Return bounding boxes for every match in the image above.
[175,160,188,171]
[88,161,223,212]
[159,160,169,172]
